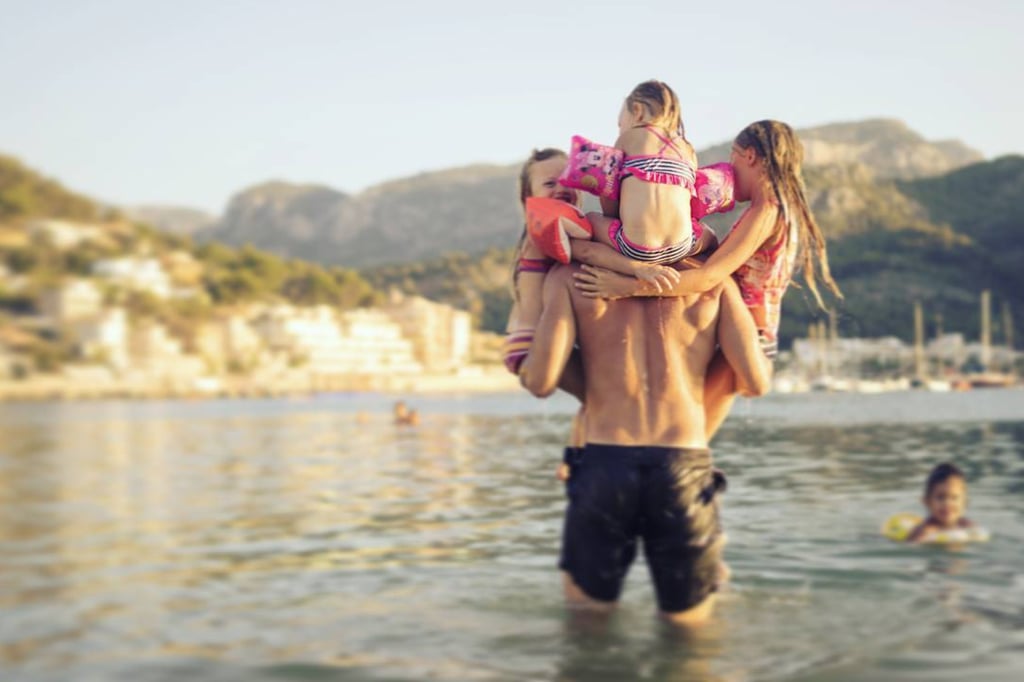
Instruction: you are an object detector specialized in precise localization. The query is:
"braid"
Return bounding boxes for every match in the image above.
[752,124,789,241]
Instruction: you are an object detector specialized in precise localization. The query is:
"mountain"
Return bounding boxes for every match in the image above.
[203,181,350,259]
[698,119,983,179]
[197,166,519,267]
[123,205,214,236]
[196,119,984,270]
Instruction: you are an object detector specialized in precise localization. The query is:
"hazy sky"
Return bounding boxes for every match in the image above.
[2,0,1021,213]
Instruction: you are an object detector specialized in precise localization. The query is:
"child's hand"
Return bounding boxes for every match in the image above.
[632,263,681,293]
[573,264,638,299]
[556,463,571,482]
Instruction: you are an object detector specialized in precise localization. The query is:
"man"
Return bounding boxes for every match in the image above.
[520,262,770,626]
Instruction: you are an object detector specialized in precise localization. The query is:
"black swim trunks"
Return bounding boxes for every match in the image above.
[559,444,726,614]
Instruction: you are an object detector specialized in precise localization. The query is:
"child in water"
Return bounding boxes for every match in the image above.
[907,463,976,543]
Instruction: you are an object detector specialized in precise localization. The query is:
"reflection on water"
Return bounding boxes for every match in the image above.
[0,390,1022,681]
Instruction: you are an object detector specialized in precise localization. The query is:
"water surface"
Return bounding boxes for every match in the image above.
[1,389,1022,681]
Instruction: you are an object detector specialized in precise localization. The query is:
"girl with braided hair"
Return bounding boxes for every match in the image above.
[573,120,842,435]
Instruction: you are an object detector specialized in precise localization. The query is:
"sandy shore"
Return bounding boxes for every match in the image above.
[0,366,522,402]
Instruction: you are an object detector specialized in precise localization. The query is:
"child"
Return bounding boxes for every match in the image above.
[503,148,585,481]
[504,148,581,378]
[572,79,717,282]
[573,120,843,437]
[907,463,976,543]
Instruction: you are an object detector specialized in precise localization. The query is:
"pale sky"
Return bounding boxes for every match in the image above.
[1,0,1021,213]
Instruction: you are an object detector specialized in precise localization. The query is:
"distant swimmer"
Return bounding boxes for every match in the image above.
[906,463,983,543]
[393,401,419,426]
[882,462,989,544]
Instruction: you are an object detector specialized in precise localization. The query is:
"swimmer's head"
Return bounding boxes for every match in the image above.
[620,80,684,139]
[922,462,968,528]
[518,148,577,207]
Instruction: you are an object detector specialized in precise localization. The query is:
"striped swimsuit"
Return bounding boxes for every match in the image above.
[611,126,700,264]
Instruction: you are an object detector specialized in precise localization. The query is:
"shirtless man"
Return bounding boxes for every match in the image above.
[520,262,770,626]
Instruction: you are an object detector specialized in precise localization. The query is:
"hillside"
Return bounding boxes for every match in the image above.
[0,155,380,318]
[0,154,99,222]
[195,165,519,267]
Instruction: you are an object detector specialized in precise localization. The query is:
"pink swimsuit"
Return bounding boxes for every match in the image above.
[727,213,798,359]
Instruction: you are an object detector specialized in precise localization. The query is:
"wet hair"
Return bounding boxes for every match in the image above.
[924,462,966,497]
[625,80,686,141]
[734,120,843,310]
[511,148,567,299]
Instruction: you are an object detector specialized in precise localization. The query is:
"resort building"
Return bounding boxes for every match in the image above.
[38,279,104,325]
[92,257,173,298]
[28,219,103,250]
[128,320,205,384]
[70,307,129,370]
[194,313,266,373]
[383,291,471,373]
[250,304,421,378]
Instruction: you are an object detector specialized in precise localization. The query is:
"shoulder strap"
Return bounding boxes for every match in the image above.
[642,125,683,156]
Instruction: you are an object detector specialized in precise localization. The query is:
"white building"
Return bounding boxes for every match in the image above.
[71,308,128,370]
[93,257,172,298]
[337,308,423,375]
[128,320,205,383]
[384,292,472,372]
[29,219,102,250]
[791,336,912,374]
[39,279,103,325]
[195,314,267,372]
[251,305,421,377]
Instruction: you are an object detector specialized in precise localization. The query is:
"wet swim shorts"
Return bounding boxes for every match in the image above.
[559,444,726,613]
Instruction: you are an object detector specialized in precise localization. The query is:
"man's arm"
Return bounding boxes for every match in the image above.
[716,278,771,397]
[520,266,578,398]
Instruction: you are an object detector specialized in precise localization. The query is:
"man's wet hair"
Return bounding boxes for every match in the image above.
[924,462,965,497]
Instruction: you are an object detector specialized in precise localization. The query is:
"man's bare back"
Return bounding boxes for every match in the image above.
[522,263,768,447]
[521,262,768,626]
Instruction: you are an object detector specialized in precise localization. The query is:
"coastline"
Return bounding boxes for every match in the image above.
[0,365,522,403]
